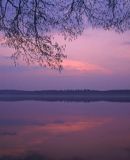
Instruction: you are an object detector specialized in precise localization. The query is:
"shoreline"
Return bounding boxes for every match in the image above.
[0,90,130,102]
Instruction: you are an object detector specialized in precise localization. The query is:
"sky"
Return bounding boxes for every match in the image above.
[0,28,130,90]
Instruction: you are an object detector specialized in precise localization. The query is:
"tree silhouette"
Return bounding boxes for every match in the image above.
[0,0,130,70]
[0,0,66,70]
[58,0,130,34]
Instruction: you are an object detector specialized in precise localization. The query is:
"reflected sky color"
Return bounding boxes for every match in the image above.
[0,28,130,90]
[0,102,130,160]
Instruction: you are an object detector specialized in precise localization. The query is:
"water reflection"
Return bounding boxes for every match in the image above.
[0,101,130,160]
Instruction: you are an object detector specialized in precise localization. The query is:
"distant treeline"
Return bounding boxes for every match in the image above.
[0,90,130,102]
[0,89,130,95]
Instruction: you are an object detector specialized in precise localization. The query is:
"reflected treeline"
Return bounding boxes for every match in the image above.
[0,0,130,69]
[0,90,130,102]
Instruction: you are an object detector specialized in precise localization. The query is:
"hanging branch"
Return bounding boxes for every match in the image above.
[0,0,130,70]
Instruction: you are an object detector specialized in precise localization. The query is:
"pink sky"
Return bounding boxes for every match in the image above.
[0,28,130,90]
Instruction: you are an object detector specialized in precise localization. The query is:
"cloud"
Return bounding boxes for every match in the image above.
[122,41,130,45]
[0,55,10,59]
[63,59,111,74]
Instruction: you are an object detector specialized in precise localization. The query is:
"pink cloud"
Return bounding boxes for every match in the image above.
[63,59,112,74]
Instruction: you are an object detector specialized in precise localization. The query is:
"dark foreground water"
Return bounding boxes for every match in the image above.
[0,101,130,160]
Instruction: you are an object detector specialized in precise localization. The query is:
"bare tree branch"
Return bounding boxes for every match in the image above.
[0,0,66,70]
[0,0,130,70]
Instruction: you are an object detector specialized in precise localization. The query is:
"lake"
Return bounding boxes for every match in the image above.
[0,101,130,160]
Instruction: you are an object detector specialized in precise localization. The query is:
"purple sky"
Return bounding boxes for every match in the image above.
[0,28,130,90]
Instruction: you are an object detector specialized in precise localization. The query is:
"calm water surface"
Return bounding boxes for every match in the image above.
[0,101,130,160]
